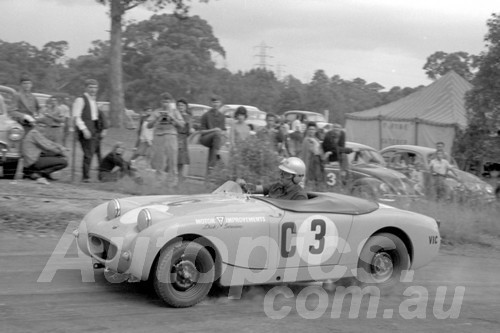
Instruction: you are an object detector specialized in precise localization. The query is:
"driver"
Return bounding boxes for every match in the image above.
[236,157,308,200]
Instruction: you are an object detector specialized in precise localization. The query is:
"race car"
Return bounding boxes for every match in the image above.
[74,181,440,308]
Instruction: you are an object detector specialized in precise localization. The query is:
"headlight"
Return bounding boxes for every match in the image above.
[8,127,24,141]
[106,199,121,220]
[485,184,494,194]
[137,209,152,232]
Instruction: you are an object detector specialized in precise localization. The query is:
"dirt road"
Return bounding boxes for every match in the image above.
[0,228,499,333]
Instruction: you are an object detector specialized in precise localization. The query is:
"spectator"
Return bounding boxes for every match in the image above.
[236,157,308,200]
[98,142,137,182]
[301,122,325,189]
[147,92,185,186]
[10,75,41,131]
[229,106,250,148]
[59,97,72,147]
[435,141,451,160]
[42,96,65,145]
[429,150,459,201]
[176,99,192,181]
[94,108,109,166]
[257,113,278,147]
[131,107,153,163]
[276,122,291,157]
[322,123,351,179]
[199,95,226,169]
[22,117,68,184]
[289,114,304,157]
[72,78,104,183]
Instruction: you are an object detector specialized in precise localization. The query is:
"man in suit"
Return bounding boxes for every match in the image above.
[72,79,106,182]
[9,75,41,132]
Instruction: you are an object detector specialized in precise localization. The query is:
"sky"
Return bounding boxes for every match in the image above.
[0,0,498,89]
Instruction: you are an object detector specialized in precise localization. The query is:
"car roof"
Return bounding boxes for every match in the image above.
[188,103,210,109]
[381,145,435,154]
[345,141,377,151]
[0,85,16,94]
[223,104,262,112]
[284,110,322,115]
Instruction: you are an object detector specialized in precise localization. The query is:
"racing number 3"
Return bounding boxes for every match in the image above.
[281,219,326,257]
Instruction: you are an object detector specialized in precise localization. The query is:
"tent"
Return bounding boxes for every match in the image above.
[344,71,472,154]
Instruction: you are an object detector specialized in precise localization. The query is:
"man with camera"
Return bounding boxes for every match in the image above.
[147,92,185,185]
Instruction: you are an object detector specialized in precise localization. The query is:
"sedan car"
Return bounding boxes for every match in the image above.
[324,142,419,200]
[222,104,266,131]
[380,145,496,203]
[74,181,440,308]
[284,110,333,130]
[0,85,25,179]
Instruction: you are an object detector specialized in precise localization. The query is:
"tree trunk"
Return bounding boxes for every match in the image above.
[109,0,124,128]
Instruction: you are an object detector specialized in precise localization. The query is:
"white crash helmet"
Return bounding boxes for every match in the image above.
[279,157,306,176]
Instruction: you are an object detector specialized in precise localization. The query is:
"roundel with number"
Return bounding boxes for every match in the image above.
[326,172,336,186]
[295,215,339,265]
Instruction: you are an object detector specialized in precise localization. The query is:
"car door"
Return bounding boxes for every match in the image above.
[277,211,353,268]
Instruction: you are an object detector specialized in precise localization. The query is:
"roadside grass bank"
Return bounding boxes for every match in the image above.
[390,199,500,247]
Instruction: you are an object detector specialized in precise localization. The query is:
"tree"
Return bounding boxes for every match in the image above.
[460,13,500,169]
[95,0,209,127]
[423,51,479,81]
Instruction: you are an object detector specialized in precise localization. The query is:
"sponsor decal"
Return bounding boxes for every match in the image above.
[196,216,266,229]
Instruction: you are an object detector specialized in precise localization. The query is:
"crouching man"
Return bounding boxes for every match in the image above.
[22,117,68,184]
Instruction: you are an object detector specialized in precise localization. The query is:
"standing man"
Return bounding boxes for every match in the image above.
[429,150,459,201]
[72,79,102,183]
[147,92,185,185]
[10,75,41,131]
[199,95,226,169]
[435,141,451,160]
[257,113,279,148]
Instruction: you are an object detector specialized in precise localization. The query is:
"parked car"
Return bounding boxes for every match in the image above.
[0,85,25,179]
[380,145,496,203]
[323,142,419,200]
[284,110,332,129]
[221,104,266,131]
[74,180,440,307]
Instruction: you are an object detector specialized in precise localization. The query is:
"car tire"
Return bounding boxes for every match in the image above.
[154,241,215,308]
[356,233,410,288]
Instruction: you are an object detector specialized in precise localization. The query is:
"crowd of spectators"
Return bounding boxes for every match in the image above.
[6,74,350,188]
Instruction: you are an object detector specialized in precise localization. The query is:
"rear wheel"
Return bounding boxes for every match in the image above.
[153,241,215,308]
[357,233,409,287]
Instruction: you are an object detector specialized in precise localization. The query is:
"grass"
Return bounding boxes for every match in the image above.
[390,199,500,246]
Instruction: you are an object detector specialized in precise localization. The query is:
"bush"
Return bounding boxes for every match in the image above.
[208,136,283,187]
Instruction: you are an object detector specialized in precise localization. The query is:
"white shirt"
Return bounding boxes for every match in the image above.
[429,158,452,176]
[72,93,98,131]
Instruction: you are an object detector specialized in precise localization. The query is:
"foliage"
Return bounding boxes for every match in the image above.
[461,12,500,167]
[208,136,282,187]
[423,51,479,81]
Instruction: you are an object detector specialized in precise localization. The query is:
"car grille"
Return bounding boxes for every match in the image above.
[88,235,118,261]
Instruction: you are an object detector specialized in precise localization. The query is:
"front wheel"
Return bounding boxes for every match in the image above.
[154,241,215,307]
[357,233,410,288]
